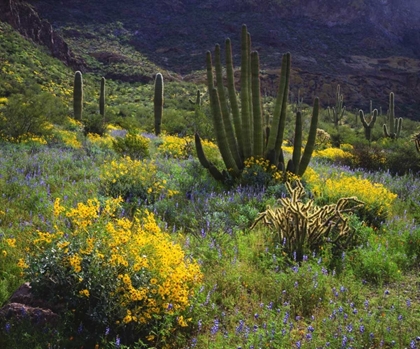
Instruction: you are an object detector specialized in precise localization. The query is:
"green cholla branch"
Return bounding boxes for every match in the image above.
[328,84,345,129]
[73,71,83,121]
[99,77,106,118]
[154,73,164,136]
[359,108,377,143]
[383,92,402,139]
[250,180,364,261]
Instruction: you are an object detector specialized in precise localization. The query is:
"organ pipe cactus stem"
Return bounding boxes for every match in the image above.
[359,108,377,143]
[154,73,164,136]
[383,92,402,139]
[73,71,83,121]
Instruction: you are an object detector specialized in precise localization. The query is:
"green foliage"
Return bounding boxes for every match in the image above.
[0,89,66,140]
[112,132,150,159]
[251,180,364,261]
[82,111,108,136]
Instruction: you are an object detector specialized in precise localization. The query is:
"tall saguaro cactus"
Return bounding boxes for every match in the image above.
[73,71,83,121]
[195,24,319,182]
[328,84,345,129]
[359,109,377,143]
[154,73,164,136]
[99,77,106,119]
[383,92,402,139]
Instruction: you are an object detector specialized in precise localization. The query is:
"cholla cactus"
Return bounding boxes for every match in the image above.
[251,180,364,261]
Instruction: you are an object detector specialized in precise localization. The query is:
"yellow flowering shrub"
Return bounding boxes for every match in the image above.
[25,197,202,346]
[112,132,150,159]
[241,156,285,186]
[86,132,114,150]
[303,168,397,227]
[53,129,82,149]
[100,157,177,206]
[157,134,194,159]
[313,147,354,162]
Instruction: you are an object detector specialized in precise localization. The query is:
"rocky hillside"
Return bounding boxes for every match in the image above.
[2,0,420,118]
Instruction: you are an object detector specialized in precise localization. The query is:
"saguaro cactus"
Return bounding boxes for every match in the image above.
[383,92,402,139]
[359,108,377,143]
[99,77,106,119]
[154,73,164,136]
[195,24,319,182]
[328,84,345,128]
[73,71,83,121]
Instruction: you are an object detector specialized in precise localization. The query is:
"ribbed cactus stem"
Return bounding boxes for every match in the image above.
[328,84,345,128]
[291,110,303,175]
[297,97,319,177]
[251,51,264,156]
[73,71,83,121]
[383,92,402,139]
[240,24,252,159]
[214,44,242,169]
[359,109,377,143]
[154,73,164,136]
[99,77,105,118]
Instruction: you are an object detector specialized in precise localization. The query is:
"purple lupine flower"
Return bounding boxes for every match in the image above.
[211,319,219,336]
[116,335,121,348]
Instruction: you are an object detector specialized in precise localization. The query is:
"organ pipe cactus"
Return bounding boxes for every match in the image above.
[383,92,402,139]
[328,84,345,129]
[73,71,83,121]
[154,73,164,136]
[195,24,319,182]
[99,77,106,118]
[359,108,377,143]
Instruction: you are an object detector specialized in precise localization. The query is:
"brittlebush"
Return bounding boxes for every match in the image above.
[24,197,202,346]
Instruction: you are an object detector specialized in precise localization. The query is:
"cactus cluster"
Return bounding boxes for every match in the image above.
[383,92,402,139]
[251,180,364,261]
[195,24,319,182]
[154,73,164,136]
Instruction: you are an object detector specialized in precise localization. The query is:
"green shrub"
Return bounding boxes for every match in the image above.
[112,132,150,159]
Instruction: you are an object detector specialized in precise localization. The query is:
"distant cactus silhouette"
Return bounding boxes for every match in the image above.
[154,73,164,136]
[73,71,83,121]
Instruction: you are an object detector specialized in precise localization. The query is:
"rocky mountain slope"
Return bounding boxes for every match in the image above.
[2,0,420,118]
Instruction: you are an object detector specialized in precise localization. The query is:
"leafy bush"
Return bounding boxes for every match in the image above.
[24,197,203,346]
[99,157,178,212]
[157,134,194,159]
[112,132,150,159]
[82,112,107,136]
[0,90,66,140]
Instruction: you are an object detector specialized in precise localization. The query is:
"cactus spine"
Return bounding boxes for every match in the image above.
[73,71,83,121]
[99,77,106,119]
[328,84,345,128]
[195,25,319,181]
[383,92,402,139]
[359,109,377,143]
[154,73,164,136]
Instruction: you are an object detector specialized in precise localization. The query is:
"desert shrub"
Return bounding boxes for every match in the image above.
[99,157,178,212]
[52,129,83,149]
[239,156,285,187]
[82,112,107,136]
[112,132,150,159]
[0,90,66,140]
[405,227,420,266]
[157,134,194,159]
[382,138,420,175]
[304,168,397,227]
[350,142,387,172]
[86,132,114,151]
[23,197,202,347]
[313,146,354,164]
